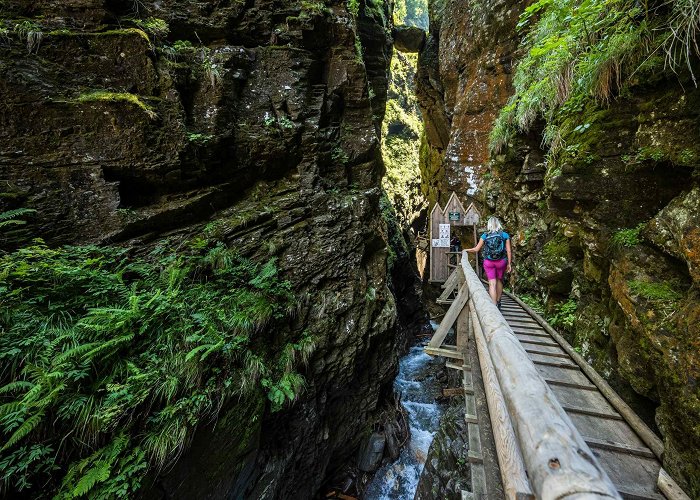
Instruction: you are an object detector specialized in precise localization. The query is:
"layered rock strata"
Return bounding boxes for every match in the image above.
[0,0,429,497]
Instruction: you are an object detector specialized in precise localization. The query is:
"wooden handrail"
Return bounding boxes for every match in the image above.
[460,253,621,499]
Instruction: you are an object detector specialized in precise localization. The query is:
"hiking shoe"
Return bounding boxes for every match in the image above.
[497,300,502,309]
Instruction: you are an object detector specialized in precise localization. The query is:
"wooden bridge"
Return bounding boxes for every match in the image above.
[426,253,690,500]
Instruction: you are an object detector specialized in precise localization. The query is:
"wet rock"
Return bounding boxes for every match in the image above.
[645,186,700,283]
[358,432,387,472]
[393,25,426,53]
[414,399,470,500]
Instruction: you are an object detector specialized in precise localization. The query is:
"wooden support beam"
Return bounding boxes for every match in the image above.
[505,290,665,461]
[441,266,462,290]
[425,346,464,360]
[428,282,469,349]
[658,468,692,500]
[462,255,620,499]
[471,307,533,499]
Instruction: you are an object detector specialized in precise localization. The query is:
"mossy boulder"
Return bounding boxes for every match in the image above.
[645,187,700,284]
[608,244,699,492]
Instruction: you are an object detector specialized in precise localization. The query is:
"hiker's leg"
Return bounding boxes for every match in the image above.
[488,279,498,304]
[496,279,503,302]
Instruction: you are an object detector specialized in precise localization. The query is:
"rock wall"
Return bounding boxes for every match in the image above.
[0,0,425,498]
[417,0,700,493]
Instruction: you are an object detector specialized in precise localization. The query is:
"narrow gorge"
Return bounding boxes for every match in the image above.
[1,0,699,499]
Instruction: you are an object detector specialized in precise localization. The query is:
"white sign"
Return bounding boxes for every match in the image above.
[439,223,451,240]
[432,238,450,248]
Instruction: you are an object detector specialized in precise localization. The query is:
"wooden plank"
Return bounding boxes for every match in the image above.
[561,405,623,421]
[510,328,550,337]
[615,488,664,500]
[471,308,533,499]
[505,291,665,460]
[517,338,559,347]
[446,360,468,371]
[428,282,469,349]
[443,387,465,397]
[545,378,598,391]
[658,468,692,500]
[584,437,655,459]
[425,346,464,360]
[456,299,470,351]
[524,348,570,359]
[531,358,580,370]
[461,256,620,499]
[568,413,648,450]
[441,266,461,290]
[592,449,661,499]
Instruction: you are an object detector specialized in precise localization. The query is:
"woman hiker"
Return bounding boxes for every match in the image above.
[465,216,512,309]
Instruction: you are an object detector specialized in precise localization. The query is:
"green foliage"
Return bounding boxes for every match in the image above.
[610,223,644,249]
[0,238,310,496]
[129,17,169,39]
[393,0,428,29]
[300,0,327,17]
[519,294,545,315]
[331,147,349,165]
[0,208,35,230]
[381,51,425,228]
[12,19,43,53]
[347,0,360,18]
[548,299,577,331]
[75,91,157,119]
[187,132,214,145]
[490,0,700,154]
[627,279,683,303]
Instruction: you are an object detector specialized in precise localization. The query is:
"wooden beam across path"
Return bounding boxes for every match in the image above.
[460,254,621,499]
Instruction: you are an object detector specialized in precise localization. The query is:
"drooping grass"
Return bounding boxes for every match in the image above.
[489,0,700,154]
[0,239,312,497]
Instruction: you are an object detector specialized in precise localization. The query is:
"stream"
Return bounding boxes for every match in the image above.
[364,322,446,499]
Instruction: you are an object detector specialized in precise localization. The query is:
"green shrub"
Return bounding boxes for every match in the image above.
[549,299,577,331]
[0,239,311,496]
[610,223,644,249]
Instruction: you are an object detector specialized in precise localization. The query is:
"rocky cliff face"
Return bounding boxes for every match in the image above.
[417,0,700,493]
[0,0,423,498]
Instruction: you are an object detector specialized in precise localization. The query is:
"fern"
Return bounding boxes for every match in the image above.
[2,412,44,451]
[0,236,304,496]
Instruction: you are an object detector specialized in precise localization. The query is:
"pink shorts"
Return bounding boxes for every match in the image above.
[483,258,508,280]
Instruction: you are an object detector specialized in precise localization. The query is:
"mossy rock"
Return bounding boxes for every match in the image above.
[608,244,699,493]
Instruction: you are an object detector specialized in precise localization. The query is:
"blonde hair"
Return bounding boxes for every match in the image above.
[487,216,503,233]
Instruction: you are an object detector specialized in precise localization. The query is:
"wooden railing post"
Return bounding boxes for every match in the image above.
[460,254,621,500]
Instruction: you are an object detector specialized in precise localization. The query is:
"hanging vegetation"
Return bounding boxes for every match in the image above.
[0,238,312,497]
[490,0,700,154]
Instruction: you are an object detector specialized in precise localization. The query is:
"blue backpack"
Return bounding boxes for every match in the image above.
[483,232,506,260]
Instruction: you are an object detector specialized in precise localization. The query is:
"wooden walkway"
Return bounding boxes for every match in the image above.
[425,255,690,500]
[499,294,664,499]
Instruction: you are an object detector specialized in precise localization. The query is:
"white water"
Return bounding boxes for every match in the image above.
[364,323,445,499]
